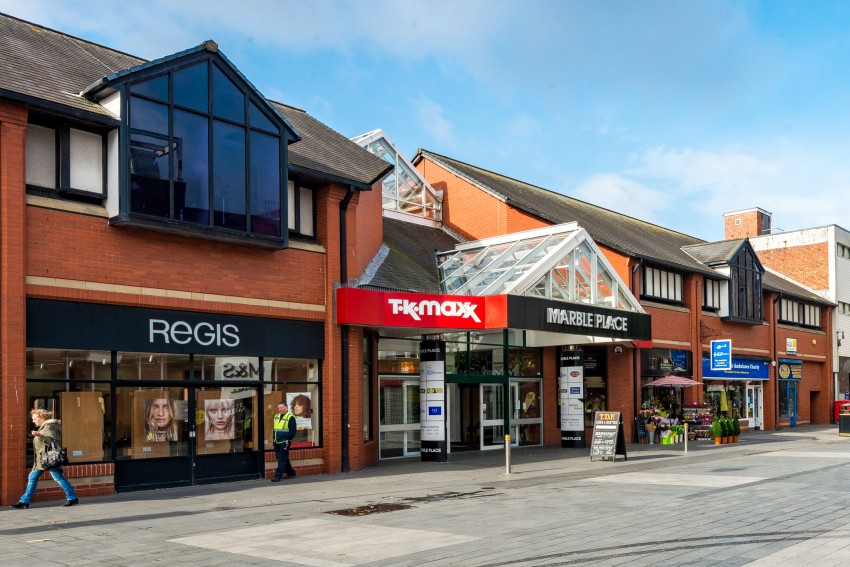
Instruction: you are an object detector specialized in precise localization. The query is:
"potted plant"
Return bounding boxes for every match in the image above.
[710,418,723,445]
[732,416,741,442]
[720,416,731,444]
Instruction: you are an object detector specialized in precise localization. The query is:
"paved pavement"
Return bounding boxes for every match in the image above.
[2,425,850,566]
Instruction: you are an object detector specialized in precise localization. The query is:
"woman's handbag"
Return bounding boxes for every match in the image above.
[41,437,69,469]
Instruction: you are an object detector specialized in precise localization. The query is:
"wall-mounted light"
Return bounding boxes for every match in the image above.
[838,331,845,347]
[614,346,623,355]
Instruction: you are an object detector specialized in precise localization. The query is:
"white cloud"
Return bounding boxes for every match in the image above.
[413,95,454,144]
[572,174,666,225]
[597,143,850,239]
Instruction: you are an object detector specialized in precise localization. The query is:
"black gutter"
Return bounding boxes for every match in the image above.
[339,185,356,473]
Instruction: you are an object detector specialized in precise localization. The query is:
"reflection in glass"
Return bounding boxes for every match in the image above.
[173,61,208,112]
[212,120,246,230]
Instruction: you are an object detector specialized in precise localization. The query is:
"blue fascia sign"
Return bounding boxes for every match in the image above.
[710,339,732,371]
[702,356,770,380]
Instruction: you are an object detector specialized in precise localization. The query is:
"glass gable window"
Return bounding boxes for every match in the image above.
[353,131,442,221]
[126,58,287,242]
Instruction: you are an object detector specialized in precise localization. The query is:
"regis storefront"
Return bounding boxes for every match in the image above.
[26,299,323,492]
[337,286,651,459]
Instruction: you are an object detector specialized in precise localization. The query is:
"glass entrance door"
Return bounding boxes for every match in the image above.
[193,387,261,484]
[480,383,505,450]
[789,384,798,427]
[746,385,763,430]
[379,376,421,458]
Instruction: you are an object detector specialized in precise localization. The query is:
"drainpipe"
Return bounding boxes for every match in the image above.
[339,185,356,473]
[772,293,781,431]
[632,260,643,431]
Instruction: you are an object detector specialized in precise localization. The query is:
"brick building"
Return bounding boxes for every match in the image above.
[725,208,850,411]
[0,14,390,505]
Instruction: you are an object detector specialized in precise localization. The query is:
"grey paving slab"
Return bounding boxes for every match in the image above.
[2,425,850,566]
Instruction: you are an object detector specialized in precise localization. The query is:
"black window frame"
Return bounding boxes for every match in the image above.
[288,180,316,240]
[110,50,296,249]
[25,115,108,202]
[779,297,822,329]
[703,278,721,312]
[727,246,763,324]
[641,265,684,305]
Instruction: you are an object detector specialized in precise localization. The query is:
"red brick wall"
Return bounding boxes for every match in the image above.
[0,102,28,506]
[757,243,829,291]
[724,210,768,239]
[416,156,509,240]
[351,184,384,279]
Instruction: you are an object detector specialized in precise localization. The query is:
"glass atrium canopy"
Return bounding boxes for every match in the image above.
[437,223,643,312]
[352,129,442,221]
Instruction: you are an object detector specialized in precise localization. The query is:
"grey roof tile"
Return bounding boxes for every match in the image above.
[419,150,716,276]
[0,12,389,187]
[367,217,460,293]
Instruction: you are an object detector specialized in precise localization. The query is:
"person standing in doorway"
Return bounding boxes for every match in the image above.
[271,401,297,481]
[11,409,79,508]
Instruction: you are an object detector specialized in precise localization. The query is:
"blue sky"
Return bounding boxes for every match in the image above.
[4,0,850,241]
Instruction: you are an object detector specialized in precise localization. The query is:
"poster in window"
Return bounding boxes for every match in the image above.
[144,397,179,442]
[286,392,313,429]
[204,398,235,440]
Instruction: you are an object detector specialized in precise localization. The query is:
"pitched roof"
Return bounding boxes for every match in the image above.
[682,240,746,266]
[0,13,142,118]
[0,12,390,188]
[366,217,461,293]
[416,150,831,305]
[417,149,716,276]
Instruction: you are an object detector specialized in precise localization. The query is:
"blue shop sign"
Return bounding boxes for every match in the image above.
[702,357,769,380]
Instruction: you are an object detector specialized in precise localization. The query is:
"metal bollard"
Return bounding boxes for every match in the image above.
[684,422,688,453]
[505,434,512,474]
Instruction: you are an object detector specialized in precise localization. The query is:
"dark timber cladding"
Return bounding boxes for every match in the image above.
[507,295,651,340]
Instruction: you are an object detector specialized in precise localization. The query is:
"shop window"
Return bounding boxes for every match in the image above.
[265,358,321,448]
[26,120,106,199]
[26,349,111,465]
[779,298,821,329]
[642,266,683,304]
[124,57,290,244]
[117,352,191,380]
[115,386,190,460]
[703,278,721,311]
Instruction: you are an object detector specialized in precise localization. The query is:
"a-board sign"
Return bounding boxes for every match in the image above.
[590,411,627,462]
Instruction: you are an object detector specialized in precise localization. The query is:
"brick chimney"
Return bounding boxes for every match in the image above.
[723,208,772,239]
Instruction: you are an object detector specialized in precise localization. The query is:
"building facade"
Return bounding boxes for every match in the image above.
[725,208,850,412]
[0,14,390,504]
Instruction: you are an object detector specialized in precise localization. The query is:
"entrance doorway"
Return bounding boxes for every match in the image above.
[378,376,421,459]
[114,385,261,492]
[746,385,764,430]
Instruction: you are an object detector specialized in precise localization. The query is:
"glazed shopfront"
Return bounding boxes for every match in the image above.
[338,287,651,459]
[25,299,322,492]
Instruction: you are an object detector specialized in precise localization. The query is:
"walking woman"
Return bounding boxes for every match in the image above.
[11,409,79,508]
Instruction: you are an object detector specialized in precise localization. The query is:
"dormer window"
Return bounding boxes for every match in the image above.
[88,44,300,248]
[729,246,763,322]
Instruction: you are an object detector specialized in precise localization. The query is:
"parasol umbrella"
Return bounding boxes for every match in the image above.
[642,376,700,388]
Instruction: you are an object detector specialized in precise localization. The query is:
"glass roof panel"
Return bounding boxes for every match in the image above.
[435,224,643,312]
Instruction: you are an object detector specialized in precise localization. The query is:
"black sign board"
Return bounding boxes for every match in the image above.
[590,411,627,462]
[26,299,324,358]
